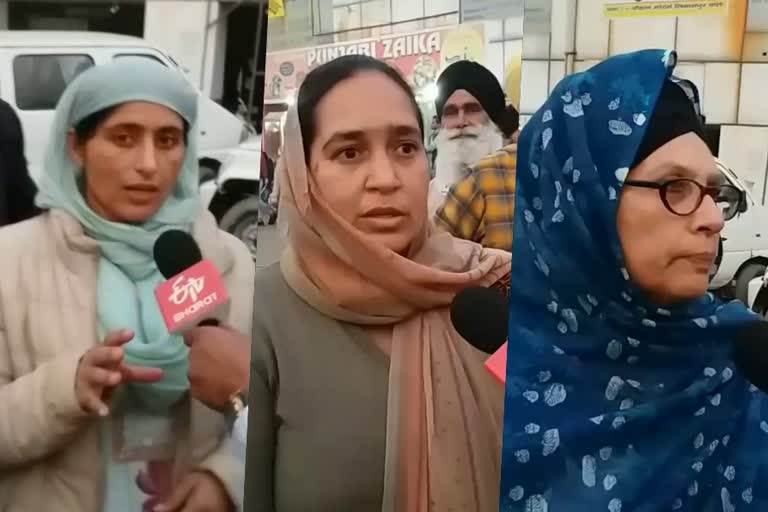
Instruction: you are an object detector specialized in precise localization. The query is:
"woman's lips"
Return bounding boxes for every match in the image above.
[362,206,407,218]
[124,184,159,193]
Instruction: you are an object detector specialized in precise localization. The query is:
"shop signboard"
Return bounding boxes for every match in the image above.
[265,24,486,103]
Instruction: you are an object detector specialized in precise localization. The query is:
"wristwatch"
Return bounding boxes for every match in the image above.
[225,388,248,428]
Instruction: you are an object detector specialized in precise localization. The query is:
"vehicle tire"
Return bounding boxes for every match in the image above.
[752,284,768,317]
[219,197,261,259]
[734,262,767,305]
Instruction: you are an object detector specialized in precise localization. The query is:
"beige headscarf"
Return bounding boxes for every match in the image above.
[277,100,511,511]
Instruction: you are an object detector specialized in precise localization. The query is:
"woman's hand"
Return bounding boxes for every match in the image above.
[183,325,250,412]
[75,329,164,416]
[154,471,234,512]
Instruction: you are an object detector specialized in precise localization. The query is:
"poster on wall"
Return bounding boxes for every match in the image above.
[604,0,728,18]
[264,24,486,103]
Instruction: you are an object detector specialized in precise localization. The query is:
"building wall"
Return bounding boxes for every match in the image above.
[519,0,768,126]
[518,0,768,202]
[143,0,227,100]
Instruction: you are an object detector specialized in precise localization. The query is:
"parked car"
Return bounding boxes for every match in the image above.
[201,133,273,258]
[709,158,768,304]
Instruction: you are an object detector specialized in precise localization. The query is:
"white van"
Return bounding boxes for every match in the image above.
[0,31,264,251]
[0,31,249,178]
[710,158,768,303]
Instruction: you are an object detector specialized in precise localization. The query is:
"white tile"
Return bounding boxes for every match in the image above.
[425,0,457,18]
[703,63,740,125]
[575,0,609,59]
[676,12,742,61]
[361,0,391,27]
[549,60,566,93]
[392,0,423,24]
[739,64,768,125]
[520,60,549,114]
[609,16,675,55]
[574,59,600,73]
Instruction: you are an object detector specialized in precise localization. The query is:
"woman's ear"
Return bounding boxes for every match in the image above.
[67,129,85,168]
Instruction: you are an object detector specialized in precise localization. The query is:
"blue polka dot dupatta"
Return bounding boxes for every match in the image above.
[500,49,766,512]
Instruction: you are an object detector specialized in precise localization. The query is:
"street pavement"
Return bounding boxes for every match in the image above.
[254,224,283,269]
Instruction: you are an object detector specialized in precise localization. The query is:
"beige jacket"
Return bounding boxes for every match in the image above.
[0,209,255,511]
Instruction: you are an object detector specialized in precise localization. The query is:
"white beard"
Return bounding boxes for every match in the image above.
[428,122,504,217]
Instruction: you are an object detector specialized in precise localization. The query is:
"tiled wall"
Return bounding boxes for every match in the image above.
[520,0,768,126]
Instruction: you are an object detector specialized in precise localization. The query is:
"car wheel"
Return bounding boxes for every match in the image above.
[734,262,767,305]
[219,197,261,259]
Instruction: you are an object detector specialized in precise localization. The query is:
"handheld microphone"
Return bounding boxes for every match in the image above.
[732,319,768,394]
[450,286,509,354]
[153,230,229,333]
[450,286,509,384]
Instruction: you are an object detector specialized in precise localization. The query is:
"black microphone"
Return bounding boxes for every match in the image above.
[732,319,768,394]
[153,229,222,328]
[154,229,204,277]
[450,286,509,354]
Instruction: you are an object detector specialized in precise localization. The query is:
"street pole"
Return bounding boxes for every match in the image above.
[247,1,267,126]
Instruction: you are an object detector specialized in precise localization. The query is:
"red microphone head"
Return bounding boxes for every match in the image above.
[153,230,228,333]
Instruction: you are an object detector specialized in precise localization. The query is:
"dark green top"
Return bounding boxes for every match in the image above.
[243,264,390,512]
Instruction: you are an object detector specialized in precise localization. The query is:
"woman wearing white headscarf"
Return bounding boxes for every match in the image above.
[0,58,253,511]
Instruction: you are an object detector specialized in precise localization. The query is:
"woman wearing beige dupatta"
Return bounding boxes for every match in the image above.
[243,55,511,512]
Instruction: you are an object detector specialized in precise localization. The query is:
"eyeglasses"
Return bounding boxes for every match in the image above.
[622,178,744,221]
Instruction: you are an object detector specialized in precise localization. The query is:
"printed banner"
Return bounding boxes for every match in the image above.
[265,24,486,103]
[604,0,728,18]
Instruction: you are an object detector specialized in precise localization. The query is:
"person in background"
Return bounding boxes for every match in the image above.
[433,103,519,251]
[425,114,439,176]
[185,54,511,512]
[500,49,762,511]
[428,60,516,216]
[0,58,255,512]
[0,97,41,225]
[264,121,282,208]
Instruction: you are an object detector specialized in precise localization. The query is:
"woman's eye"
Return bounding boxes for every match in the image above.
[337,148,361,161]
[397,143,418,156]
[113,133,133,145]
[158,136,178,148]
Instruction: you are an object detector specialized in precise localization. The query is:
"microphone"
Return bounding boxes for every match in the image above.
[153,230,229,333]
[450,286,509,384]
[732,319,768,393]
[450,286,509,354]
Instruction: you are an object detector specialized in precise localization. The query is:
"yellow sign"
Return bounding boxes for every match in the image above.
[604,0,728,18]
[440,25,486,68]
[268,0,285,19]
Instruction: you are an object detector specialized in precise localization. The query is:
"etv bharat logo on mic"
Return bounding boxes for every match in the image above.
[168,275,218,323]
[155,260,229,332]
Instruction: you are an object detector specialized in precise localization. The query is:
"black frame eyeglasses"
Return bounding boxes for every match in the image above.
[622,178,745,221]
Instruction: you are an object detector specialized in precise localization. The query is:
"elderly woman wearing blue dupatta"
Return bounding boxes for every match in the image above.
[0,58,254,511]
[500,49,765,511]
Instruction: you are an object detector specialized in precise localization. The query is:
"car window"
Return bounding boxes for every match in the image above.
[114,53,168,67]
[13,54,94,111]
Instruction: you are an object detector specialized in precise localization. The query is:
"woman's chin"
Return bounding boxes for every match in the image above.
[361,231,412,255]
[652,276,712,305]
[102,204,162,224]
